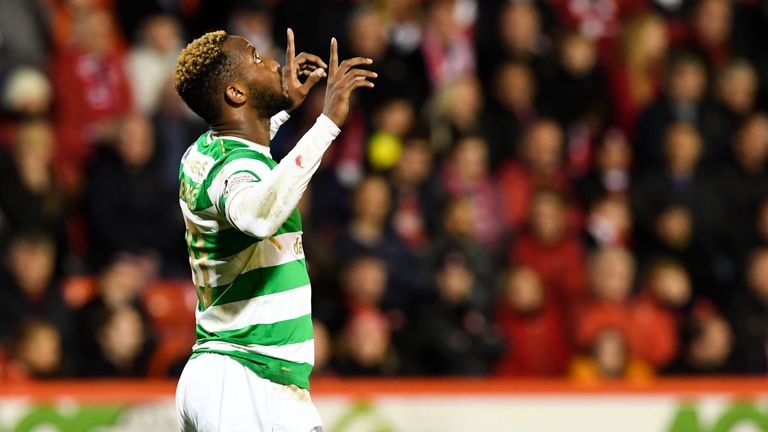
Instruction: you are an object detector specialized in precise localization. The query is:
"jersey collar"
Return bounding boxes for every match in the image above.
[206,131,272,158]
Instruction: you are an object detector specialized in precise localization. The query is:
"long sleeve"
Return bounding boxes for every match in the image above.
[270,110,291,140]
[214,114,339,239]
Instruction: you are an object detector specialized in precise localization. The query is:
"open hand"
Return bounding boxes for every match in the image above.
[282,28,327,113]
[322,37,377,127]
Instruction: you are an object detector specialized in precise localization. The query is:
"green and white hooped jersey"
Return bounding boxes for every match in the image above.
[179,129,314,390]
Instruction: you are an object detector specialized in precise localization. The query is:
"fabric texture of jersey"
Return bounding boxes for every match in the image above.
[177,112,338,389]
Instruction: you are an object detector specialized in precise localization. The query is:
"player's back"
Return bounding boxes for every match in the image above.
[178,131,314,389]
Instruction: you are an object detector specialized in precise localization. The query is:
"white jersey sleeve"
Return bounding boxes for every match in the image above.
[270,110,291,140]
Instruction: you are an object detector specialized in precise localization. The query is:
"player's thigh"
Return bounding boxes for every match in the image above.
[269,383,324,432]
[176,354,273,432]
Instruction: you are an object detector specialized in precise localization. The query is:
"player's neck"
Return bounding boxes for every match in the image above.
[210,112,271,147]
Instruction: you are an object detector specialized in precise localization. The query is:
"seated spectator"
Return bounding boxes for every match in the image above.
[0,231,72,344]
[0,67,53,144]
[415,253,503,376]
[575,128,632,209]
[389,137,444,252]
[715,59,759,138]
[341,256,387,315]
[570,327,653,383]
[420,0,475,89]
[125,15,183,115]
[441,136,504,248]
[510,190,586,312]
[75,256,152,367]
[84,114,183,272]
[336,175,428,304]
[730,248,768,373]
[497,120,571,232]
[333,309,397,376]
[3,319,63,382]
[665,304,735,375]
[312,320,334,377]
[82,305,153,377]
[494,266,571,377]
[427,76,484,156]
[0,120,67,255]
[584,196,633,249]
[682,0,733,72]
[631,259,691,368]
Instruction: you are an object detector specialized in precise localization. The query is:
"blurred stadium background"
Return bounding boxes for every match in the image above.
[1,0,768,430]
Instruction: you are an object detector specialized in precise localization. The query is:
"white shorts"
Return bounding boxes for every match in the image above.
[176,353,323,432]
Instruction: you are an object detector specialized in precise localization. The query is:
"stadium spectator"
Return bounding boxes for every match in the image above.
[125,15,183,115]
[82,305,153,377]
[497,119,571,232]
[715,59,759,134]
[0,232,72,345]
[633,54,728,171]
[420,0,475,89]
[83,114,182,272]
[415,253,503,375]
[665,304,735,375]
[570,327,654,383]
[3,320,63,381]
[632,123,722,299]
[389,137,444,252]
[441,136,503,248]
[575,128,632,209]
[482,61,539,167]
[333,308,397,376]
[683,0,733,73]
[336,175,428,303]
[510,190,587,314]
[0,121,67,256]
[609,13,668,134]
[494,266,571,377]
[584,196,633,249]
[427,76,484,156]
[366,98,416,172]
[730,248,768,373]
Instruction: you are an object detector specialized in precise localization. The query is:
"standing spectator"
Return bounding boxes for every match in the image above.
[715,59,759,138]
[125,15,183,115]
[441,136,504,248]
[420,0,475,89]
[494,266,571,377]
[52,7,134,192]
[682,0,733,73]
[84,114,182,272]
[336,176,427,301]
[584,196,633,249]
[609,13,668,135]
[497,120,571,232]
[632,123,723,298]
[510,190,587,314]
[82,305,152,377]
[427,76,484,156]
[389,137,444,252]
[575,128,632,210]
[633,54,729,171]
[481,61,539,167]
[0,121,67,257]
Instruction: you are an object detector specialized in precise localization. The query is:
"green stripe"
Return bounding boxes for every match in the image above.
[196,314,314,346]
[190,226,259,259]
[207,258,309,306]
[190,350,313,389]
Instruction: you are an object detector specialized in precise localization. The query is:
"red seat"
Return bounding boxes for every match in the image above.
[141,279,197,328]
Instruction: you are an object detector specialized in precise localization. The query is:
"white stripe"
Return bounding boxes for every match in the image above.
[197,284,311,332]
[180,200,225,233]
[194,340,315,365]
[182,145,216,183]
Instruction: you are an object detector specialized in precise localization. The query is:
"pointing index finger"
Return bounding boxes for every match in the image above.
[286,28,296,70]
[329,37,338,76]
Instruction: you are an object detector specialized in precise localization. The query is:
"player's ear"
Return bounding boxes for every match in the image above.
[225,84,247,105]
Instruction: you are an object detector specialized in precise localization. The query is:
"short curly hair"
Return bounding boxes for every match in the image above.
[174,30,235,123]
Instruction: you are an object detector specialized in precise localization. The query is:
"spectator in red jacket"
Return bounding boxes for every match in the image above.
[510,189,586,314]
[51,7,133,192]
[495,266,571,377]
[497,120,571,232]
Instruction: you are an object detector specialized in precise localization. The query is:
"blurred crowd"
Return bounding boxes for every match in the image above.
[2,0,768,383]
